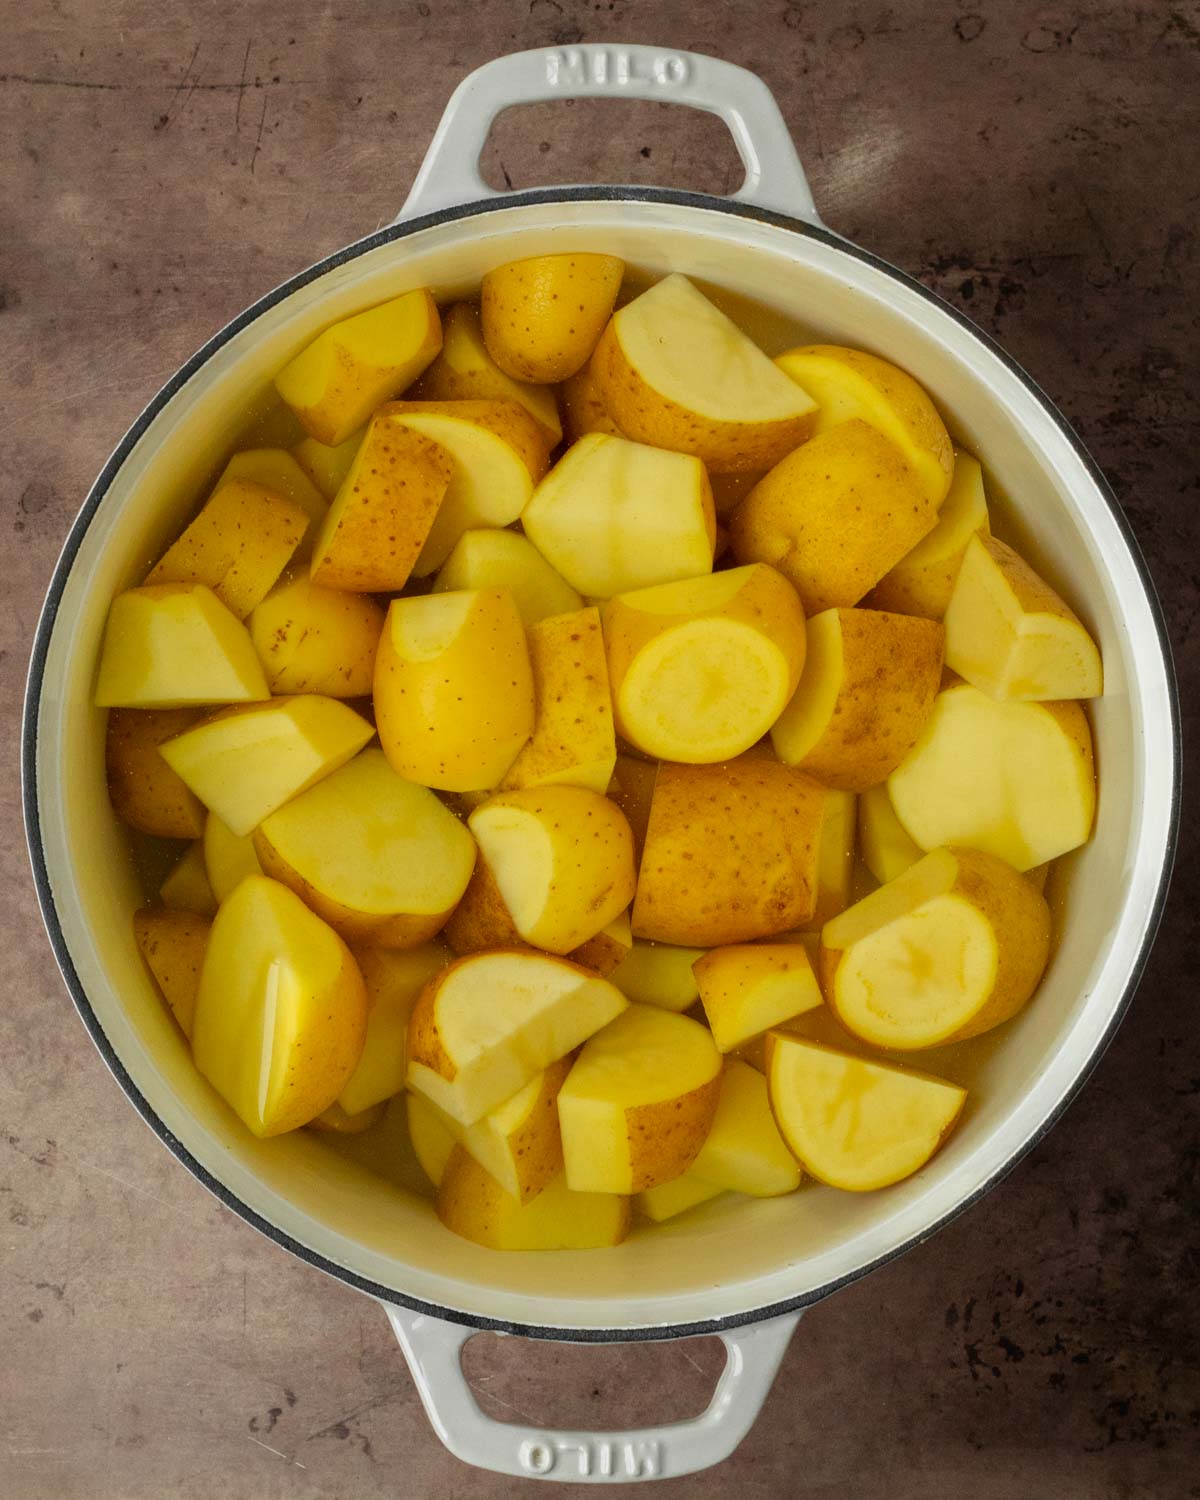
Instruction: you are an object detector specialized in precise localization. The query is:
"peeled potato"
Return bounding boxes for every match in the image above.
[338,944,451,1114]
[134,907,211,1039]
[433,529,582,628]
[694,943,823,1052]
[437,1151,631,1250]
[216,448,329,558]
[870,451,990,618]
[481,252,624,382]
[858,782,923,886]
[106,708,206,839]
[292,429,364,501]
[688,1059,801,1197]
[203,811,262,903]
[160,840,217,916]
[608,939,707,1012]
[249,575,384,697]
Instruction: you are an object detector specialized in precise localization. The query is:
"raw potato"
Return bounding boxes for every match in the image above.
[384,400,550,574]
[203,812,263,902]
[522,432,716,598]
[558,1004,722,1193]
[632,759,826,945]
[434,529,582,628]
[807,789,857,929]
[766,1033,966,1191]
[414,301,563,443]
[593,273,818,472]
[688,1060,801,1197]
[160,841,217,916]
[608,940,707,1012]
[887,683,1096,870]
[145,478,308,619]
[774,344,953,505]
[943,533,1103,700]
[338,944,451,1114]
[608,754,658,858]
[255,749,476,947]
[407,949,627,1125]
[570,912,633,977]
[636,1171,725,1222]
[870,451,990,618]
[309,417,452,592]
[501,607,616,793]
[217,448,330,556]
[249,575,384,697]
[95,584,270,709]
[160,696,374,837]
[436,1151,631,1250]
[408,1092,458,1188]
[442,1056,572,1203]
[730,420,939,613]
[694,943,823,1052]
[770,608,944,790]
[561,357,621,442]
[821,846,1051,1049]
[274,288,443,445]
[311,1100,386,1134]
[191,877,368,1138]
[293,429,364,500]
[859,782,922,886]
[442,857,522,956]
[134,907,211,1039]
[106,708,206,839]
[465,786,636,953]
[603,564,807,762]
[373,588,534,792]
[481,252,624,382]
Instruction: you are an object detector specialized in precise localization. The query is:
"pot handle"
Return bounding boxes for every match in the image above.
[395,45,820,225]
[385,1304,800,1482]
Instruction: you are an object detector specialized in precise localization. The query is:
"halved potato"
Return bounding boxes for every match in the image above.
[561,356,621,442]
[434,529,582,628]
[254,748,477,947]
[870,451,990,618]
[689,1059,801,1197]
[604,564,807,763]
[558,1004,722,1193]
[694,943,823,1052]
[160,840,218,916]
[821,846,1051,1049]
[858,782,922,886]
[407,1091,458,1188]
[569,912,633,977]
[522,432,716,598]
[608,939,707,1012]
[635,1171,725,1222]
[274,288,442,445]
[437,1151,631,1250]
[766,1033,966,1191]
[106,708,206,839]
[770,608,944,790]
[407,949,626,1124]
[249,575,384,697]
[338,944,452,1114]
[203,811,263,902]
[593,274,818,472]
[134,907,211,1038]
[481,252,624,382]
[448,1056,572,1203]
[217,448,329,557]
[292,429,364,500]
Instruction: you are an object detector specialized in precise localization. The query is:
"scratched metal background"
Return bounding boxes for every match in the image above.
[1,2,1197,1496]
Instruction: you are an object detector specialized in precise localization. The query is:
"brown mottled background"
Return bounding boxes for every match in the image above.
[1,2,1196,1496]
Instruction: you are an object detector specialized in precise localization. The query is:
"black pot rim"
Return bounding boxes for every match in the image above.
[22,185,1182,1344]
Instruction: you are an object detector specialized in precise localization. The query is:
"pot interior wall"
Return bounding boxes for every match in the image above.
[34,197,1172,1334]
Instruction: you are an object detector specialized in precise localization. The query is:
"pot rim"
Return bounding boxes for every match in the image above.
[22,185,1181,1343]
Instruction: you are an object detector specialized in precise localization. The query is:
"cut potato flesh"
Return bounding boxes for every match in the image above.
[636,1170,725,1222]
[481,252,625,383]
[689,1059,801,1197]
[249,575,384,697]
[766,1033,965,1191]
[292,430,364,501]
[695,943,823,1052]
[449,1055,571,1203]
[217,448,329,556]
[609,939,707,1012]
[134,907,211,1039]
[870,450,990,618]
[858,782,923,886]
[160,840,218,916]
[407,1092,458,1188]
[436,1150,631,1250]
[807,789,857,928]
[338,943,451,1114]
[434,529,582,628]
[203,811,263,903]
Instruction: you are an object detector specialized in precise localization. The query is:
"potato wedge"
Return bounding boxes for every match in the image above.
[134,907,211,1039]
[887,683,1096,870]
[203,812,263,902]
[338,944,451,1114]
[437,1151,631,1250]
[522,432,716,598]
[106,708,206,839]
[609,939,707,1012]
[858,782,922,886]
[249,574,384,697]
[274,288,442,445]
[255,748,476,948]
[771,608,944,790]
[374,588,534,792]
[561,356,621,442]
[870,451,990,618]
[730,420,938,613]
[407,949,626,1125]
[292,429,364,501]
[694,943,823,1052]
[689,1059,801,1197]
[766,1033,966,1191]
[635,1171,725,1222]
[604,564,806,763]
[821,846,1051,1049]
[407,1091,459,1188]
[217,448,329,557]
[481,252,624,382]
[434,529,582,628]
[160,840,218,916]
[569,912,633,977]
[192,876,368,1137]
[593,274,817,472]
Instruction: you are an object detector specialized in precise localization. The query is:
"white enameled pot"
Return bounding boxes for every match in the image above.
[24,45,1179,1484]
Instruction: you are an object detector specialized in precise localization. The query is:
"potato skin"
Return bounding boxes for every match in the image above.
[107,708,207,839]
[443,858,524,956]
[625,1074,722,1192]
[482,253,624,383]
[561,356,622,442]
[133,906,211,1038]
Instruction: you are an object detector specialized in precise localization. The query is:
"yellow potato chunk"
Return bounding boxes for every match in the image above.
[310,1100,385,1134]
[337,944,451,1114]
[593,274,817,472]
[249,574,384,697]
[160,840,218,916]
[145,478,308,619]
[413,301,562,443]
[944,534,1103,700]
[309,417,452,592]
[522,432,716,598]
[217,448,329,557]
[561,355,621,442]
[870,450,990,618]
[254,747,477,947]
[859,782,922,886]
[274,288,442,445]
[292,429,364,500]
[558,1004,722,1193]
[134,907,211,1039]
[766,1033,966,1190]
[203,811,263,902]
[774,345,953,505]
[688,1059,801,1197]
[887,683,1096,870]
[694,943,823,1052]
[106,707,206,839]
[481,252,624,382]
[160,696,373,837]
[633,759,826,945]
[501,607,616,793]
[821,846,1051,1049]
[435,529,582,628]
[609,939,707,1013]
[604,564,806,763]
[569,912,633,977]
[806,788,857,928]
[730,420,939,613]
[442,856,522,956]
[374,588,534,792]
[771,608,944,790]
[408,949,627,1125]
[95,584,270,709]
[408,1091,458,1188]
[192,876,368,1137]
[636,1171,725,1222]
[437,1151,631,1250]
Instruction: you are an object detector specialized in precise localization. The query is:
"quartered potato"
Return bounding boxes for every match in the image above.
[871,450,990,618]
